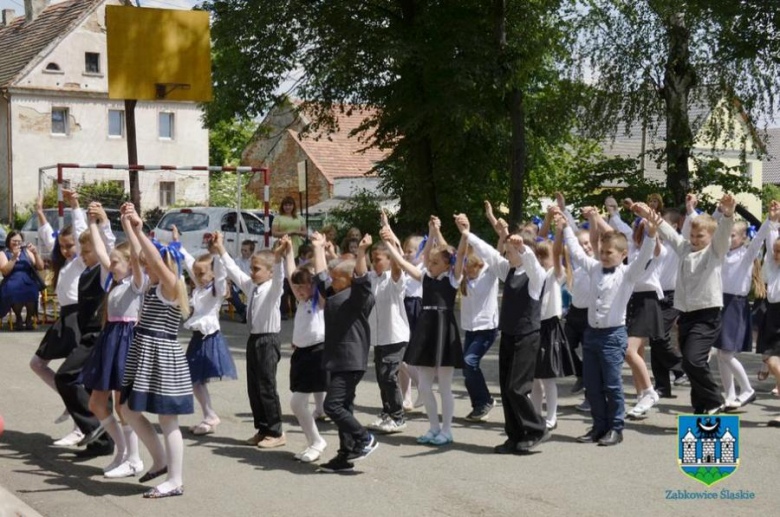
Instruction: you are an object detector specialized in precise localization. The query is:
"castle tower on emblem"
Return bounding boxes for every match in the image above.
[720,428,735,463]
[682,428,697,463]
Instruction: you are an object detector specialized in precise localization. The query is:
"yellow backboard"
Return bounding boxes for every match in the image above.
[106,5,212,102]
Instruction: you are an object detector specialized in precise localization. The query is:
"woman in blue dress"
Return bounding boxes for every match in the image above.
[0,231,44,330]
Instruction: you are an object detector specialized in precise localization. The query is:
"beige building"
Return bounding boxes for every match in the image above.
[0,0,209,222]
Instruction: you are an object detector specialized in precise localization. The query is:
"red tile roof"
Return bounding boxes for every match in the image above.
[0,0,102,88]
[292,104,388,182]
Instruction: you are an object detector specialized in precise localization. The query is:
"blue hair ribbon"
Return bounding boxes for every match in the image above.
[151,239,184,277]
[531,215,543,228]
[414,235,428,261]
[634,217,643,227]
[535,236,545,243]
[695,208,703,215]
[310,284,320,313]
[747,225,757,240]
[581,221,590,230]
[103,272,114,292]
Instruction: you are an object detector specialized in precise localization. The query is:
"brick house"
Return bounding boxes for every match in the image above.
[241,102,389,215]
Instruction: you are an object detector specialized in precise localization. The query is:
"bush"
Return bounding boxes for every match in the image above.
[143,207,166,229]
[324,189,390,242]
[209,172,262,209]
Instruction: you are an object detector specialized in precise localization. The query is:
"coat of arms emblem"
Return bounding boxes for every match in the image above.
[678,415,739,486]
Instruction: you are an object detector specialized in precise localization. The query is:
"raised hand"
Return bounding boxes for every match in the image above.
[769,200,780,222]
[63,189,79,209]
[495,217,509,238]
[380,226,395,243]
[630,202,653,219]
[36,192,44,214]
[275,235,291,257]
[429,215,441,231]
[555,192,566,210]
[310,231,326,248]
[604,196,618,215]
[719,194,736,218]
[88,201,106,224]
[485,200,496,222]
[582,206,599,220]
[553,213,568,229]
[507,234,525,253]
[380,208,389,228]
[171,224,181,242]
[454,213,470,235]
[685,193,698,214]
[622,198,634,211]
[359,233,373,250]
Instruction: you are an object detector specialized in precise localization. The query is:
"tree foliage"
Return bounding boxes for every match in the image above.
[209,173,263,209]
[209,117,259,167]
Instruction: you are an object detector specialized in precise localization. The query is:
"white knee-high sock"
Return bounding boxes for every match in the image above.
[437,367,455,436]
[290,392,326,450]
[100,415,125,466]
[720,351,754,397]
[122,406,166,471]
[531,379,544,415]
[123,424,141,465]
[717,350,737,403]
[30,355,57,392]
[542,379,558,425]
[313,392,325,415]
[416,367,440,433]
[193,382,218,422]
[157,415,184,492]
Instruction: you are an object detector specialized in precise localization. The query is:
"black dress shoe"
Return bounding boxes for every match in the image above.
[139,466,168,483]
[75,443,114,458]
[77,425,106,447]
[576,429,606,443]
[597,430,623,446]
[767,419,780,428]
[517,430,550,453]
[493,440,518,455]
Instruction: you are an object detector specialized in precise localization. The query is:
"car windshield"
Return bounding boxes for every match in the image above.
[158,212,209,232]
[22,210,73,232]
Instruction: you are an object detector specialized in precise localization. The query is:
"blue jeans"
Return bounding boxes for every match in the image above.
[582,326,628,434]
[463,329,498,409]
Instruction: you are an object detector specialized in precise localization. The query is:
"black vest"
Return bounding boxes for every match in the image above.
[77,265,106,338]
[499,268,541,336]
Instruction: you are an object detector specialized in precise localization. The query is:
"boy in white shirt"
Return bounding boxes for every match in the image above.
[634,194,736,415]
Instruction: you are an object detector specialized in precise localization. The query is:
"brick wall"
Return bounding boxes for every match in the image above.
[244,131,331,210]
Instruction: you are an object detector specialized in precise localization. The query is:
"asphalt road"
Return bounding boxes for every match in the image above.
[0,319,778,517]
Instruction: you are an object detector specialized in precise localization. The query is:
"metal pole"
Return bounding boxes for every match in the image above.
[125,99,140,209]
[56,164,64,229]
[236,170,242,257]
[263,168,270,248]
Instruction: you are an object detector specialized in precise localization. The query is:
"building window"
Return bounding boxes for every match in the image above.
[45,62,61,72]
[108,110,124,137]
[85,52,100,74]
[159,181,176,207]
[51,108,68,135]
[159,112,174,139]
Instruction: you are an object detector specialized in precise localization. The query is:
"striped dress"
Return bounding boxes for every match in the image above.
[121,284,194,415]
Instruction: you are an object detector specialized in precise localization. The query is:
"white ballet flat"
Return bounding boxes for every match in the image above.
[105,460,144,479]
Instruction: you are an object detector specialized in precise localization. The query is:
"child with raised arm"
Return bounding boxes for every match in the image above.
[758,201,780,426]
[559,203,657,446]
[119,203,192,499]
[80,205,144,477]
[283,235,328,463]
[311,231,378,473]
[633,194,737,415]
[381,217,464,447]
[456,213,549,454]
[216,232,287,448]
[174,227,238,436]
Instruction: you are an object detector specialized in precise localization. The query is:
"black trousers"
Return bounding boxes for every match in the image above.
[54,333,112,448]
[499,332,546,443]
[246,333,283,437]
[677,308,724,413]
[563,307,587,379]
[324,371,369,455]
[650,291,683,393]
[374,342,407,421]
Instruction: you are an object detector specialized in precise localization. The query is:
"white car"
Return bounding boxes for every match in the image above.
[151,207,273,256]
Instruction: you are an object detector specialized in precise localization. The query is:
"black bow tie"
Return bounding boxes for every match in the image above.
[602,266,617,275]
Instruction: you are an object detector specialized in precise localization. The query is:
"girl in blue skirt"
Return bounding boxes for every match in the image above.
[175,226,237,436]
[80,212,144,478]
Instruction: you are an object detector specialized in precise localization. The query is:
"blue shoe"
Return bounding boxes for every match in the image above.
[416,430,439,444]
[429,432,453,446]
[346,433,378,462]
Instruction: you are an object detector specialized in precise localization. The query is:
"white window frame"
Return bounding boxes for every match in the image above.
[51,107,69,136]
[158,112,175,140]
[159,181,176,207]
[108,109,125,138]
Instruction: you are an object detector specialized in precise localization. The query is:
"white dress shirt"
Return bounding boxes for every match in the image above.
[404,263,424,298]
[38,210,115,306]
[467,233,546,301]
[540,268,565,321]
[564,226,655,328]
[221,252,283,334]
[610,214,664,298]
[369,270,411,346]
[762,223,780,303]
[460,263,499,331]
[658,240,680,292]
[721,218,772,296]
[182,248,227,335]
[657,216,734,312]
[293,298,325,348]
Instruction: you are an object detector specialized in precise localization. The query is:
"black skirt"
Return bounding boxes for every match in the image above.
[35,304,80,360]
[627,291,663,340]
[404,296,422,334]
[405,308,463,368]
[535,316,575,379]
[290,343,328,393]
[716,294,753,353]
[758,301,780,357]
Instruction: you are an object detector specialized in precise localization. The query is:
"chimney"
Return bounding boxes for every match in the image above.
[24,0,48,23]
[2,9,16,26]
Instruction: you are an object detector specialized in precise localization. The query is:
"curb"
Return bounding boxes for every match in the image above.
[0,485,44,517]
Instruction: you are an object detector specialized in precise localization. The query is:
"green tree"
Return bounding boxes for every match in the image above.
[209,173,262,209]
[575,0,780,205]
[209,117,259,167]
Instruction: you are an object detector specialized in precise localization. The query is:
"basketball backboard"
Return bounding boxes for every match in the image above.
[106,5,212,102]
